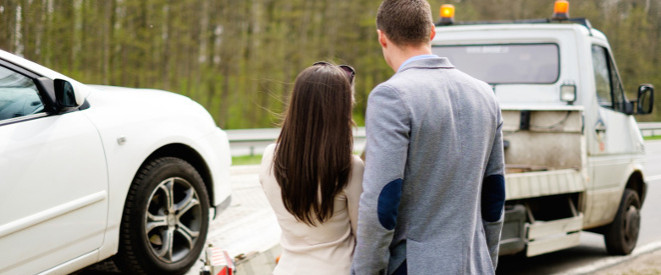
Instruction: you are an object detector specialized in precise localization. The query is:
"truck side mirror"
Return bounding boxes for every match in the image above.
[623,101,634,115]
[636,84,654,115]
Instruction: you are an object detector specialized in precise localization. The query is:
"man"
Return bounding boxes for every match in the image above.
[352,0,506,274]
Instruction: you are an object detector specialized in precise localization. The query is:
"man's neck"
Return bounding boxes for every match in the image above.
[389,45,433,72]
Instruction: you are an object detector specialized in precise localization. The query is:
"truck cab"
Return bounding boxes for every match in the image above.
[432,2,654,257]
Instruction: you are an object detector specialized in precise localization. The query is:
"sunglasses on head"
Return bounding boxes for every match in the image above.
[313,61,356,84]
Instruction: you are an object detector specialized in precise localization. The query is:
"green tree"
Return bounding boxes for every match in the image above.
[1,0,659,126]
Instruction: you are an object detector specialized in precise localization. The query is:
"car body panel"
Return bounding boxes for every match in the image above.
[0,111,108,274]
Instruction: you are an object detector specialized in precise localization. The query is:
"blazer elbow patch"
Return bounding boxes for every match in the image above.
[482,174,505,222]
[377,178,403,230]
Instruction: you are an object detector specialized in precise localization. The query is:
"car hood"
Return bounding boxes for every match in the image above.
[83,84,218,134]
[87,84,190,103]
[85,85,204,114]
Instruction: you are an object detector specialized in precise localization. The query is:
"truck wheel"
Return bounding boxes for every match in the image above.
[114,157,210,274]
[604,189,640,255]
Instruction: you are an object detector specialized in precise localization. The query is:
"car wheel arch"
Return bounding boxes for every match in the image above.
[136,143,214,206]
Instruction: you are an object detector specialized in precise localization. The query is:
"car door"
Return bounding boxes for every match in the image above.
[585,44,639,226]
[0,61,108,274]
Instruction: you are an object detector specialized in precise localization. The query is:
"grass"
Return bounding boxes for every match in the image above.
[231,152,364,166]
[232,154,263,166]
[644,135,661,141]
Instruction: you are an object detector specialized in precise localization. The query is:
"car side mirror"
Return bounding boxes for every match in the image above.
[34,77,81,113]
[54,79,77,108]
[636,84,654,115]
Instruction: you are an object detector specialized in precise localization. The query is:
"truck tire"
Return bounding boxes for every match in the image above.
[114,157,210,274]
[604,189,640,255]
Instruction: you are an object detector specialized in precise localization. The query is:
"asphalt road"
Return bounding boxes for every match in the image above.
[496,140,661,274]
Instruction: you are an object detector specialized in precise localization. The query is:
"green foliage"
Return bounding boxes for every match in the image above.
[644,135,661,141]
[232,154,263,166]
[1,0,660,127]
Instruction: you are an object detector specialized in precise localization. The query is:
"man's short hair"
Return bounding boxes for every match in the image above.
[376,0,433,46]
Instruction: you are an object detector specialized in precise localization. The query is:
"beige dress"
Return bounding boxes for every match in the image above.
[259,144,364,275]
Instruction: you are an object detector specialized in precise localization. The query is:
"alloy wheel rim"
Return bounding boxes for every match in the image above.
[145,177,202,263]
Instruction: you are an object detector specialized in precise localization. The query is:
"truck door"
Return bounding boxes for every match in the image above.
[585,44,640,226]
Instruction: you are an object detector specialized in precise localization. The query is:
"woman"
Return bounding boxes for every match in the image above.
[259,62,363,274]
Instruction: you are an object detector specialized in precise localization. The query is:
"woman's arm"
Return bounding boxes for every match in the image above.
[346,156,364,237]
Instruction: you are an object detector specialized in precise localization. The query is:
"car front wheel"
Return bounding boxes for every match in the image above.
[115,157,210,274]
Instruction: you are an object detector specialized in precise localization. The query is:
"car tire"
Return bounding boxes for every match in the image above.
[604,189,640,255]
[114,157,210,274]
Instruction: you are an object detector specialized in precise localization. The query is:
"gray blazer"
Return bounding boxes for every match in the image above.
[352,57,505,275]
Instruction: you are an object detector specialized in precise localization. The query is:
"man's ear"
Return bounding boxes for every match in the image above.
[429,24,436,41]
[377,29,388,48]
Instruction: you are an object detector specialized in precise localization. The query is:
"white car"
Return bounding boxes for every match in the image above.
[0,49,232,274]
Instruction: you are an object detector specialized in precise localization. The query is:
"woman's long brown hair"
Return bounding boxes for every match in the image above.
[273,63,354,226]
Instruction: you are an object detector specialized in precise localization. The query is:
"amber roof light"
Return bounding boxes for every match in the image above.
[552,0,570,20]
[439,4,455,25]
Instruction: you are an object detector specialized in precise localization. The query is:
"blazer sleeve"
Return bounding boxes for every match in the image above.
[481,110,506,269]
[352,85,410,274]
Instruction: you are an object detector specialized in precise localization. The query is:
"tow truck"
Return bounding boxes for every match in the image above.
[432,0,655,257]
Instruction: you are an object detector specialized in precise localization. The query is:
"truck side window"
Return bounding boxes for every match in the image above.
[608,55,626,112]
[591,45,626,112]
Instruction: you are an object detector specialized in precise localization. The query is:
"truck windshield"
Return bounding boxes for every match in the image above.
[432,44,559,84]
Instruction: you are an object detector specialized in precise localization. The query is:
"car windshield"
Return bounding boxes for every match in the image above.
[432,44,559,84]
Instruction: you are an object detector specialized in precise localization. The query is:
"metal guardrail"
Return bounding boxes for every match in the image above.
[226,128,366,157]
[226,127,366,142]
[639,122,661,137]
[227,123,660,156]
[227,123,659,143]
